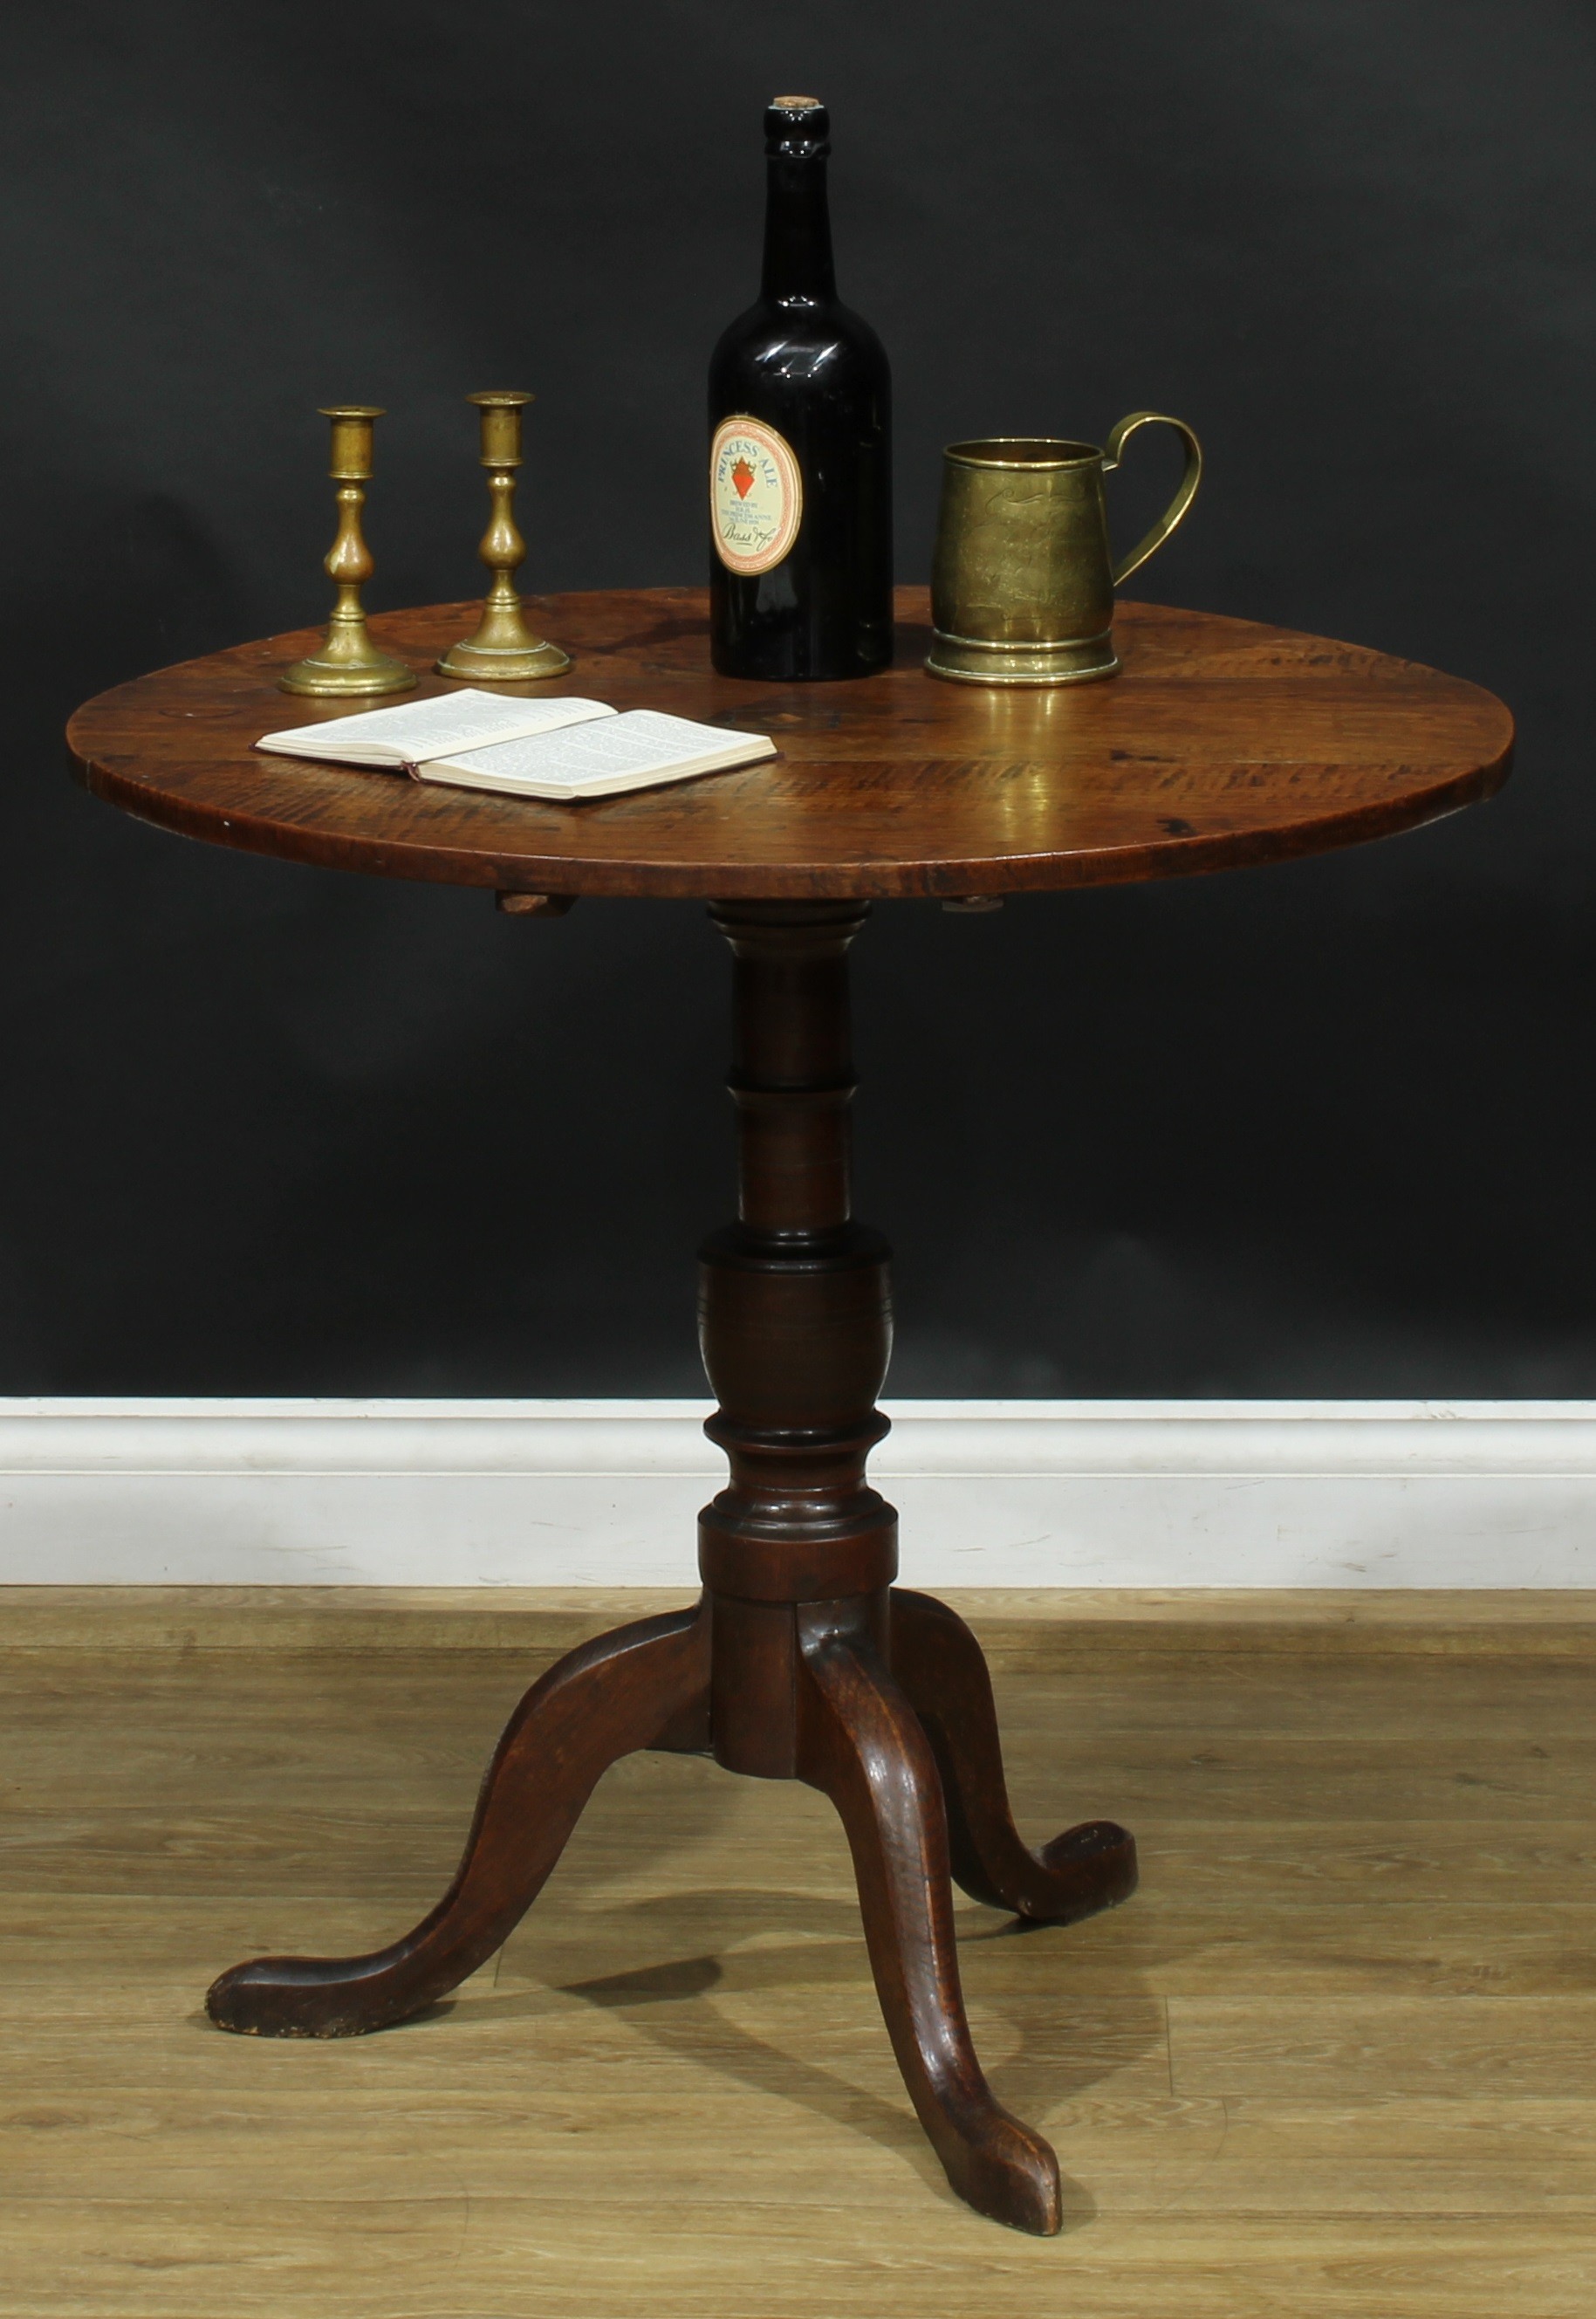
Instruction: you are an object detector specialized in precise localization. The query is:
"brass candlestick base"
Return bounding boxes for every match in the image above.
[437,621,572,684]
[438,392,571,682]
[280,406,414,698]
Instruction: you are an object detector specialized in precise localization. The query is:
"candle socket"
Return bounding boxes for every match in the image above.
[280,406,415,697]
[437,393,571,683]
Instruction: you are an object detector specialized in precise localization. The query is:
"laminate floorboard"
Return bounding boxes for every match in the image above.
[1,1589,1592,2316]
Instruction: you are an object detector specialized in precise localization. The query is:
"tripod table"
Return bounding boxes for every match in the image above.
[67,587,1512,2233]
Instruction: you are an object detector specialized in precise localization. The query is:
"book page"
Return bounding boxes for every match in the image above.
[433,710,773,789]
[256,690,614,767]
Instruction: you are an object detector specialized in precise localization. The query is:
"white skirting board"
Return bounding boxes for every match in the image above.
[0,1398,1593,1588]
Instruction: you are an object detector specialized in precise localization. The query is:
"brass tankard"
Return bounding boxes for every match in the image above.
[926,413,1202,684]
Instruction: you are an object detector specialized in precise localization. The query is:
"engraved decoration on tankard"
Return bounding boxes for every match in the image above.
[926,413,1202,685]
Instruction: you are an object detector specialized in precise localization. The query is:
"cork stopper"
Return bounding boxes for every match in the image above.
[765,94,830,154]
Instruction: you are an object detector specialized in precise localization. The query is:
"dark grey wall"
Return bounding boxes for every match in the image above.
[4,2,1591,1395]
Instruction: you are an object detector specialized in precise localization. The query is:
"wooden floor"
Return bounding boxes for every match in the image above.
[2,1587,1593,2317]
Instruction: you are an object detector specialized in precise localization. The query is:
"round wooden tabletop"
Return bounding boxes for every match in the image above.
[67,587,1512,901]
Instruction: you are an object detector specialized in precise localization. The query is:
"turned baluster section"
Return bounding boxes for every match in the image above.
[699,902,897,1775]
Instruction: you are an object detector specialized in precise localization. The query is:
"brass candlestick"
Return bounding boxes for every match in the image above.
[437,392,571,682]
[279,405,415,697]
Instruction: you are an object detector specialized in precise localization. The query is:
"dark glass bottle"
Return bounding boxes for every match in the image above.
[709,96,893,680]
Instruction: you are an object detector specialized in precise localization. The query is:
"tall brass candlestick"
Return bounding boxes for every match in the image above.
[437,392,571,682]
[280,405,415,697]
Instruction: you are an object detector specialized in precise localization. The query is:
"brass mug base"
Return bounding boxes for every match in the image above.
[435,636,573,683]
[925,628,1120,687]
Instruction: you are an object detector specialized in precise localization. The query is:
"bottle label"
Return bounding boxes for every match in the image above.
[710,416,803,575]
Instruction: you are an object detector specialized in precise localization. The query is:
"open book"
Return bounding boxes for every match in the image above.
[256,688,777,802]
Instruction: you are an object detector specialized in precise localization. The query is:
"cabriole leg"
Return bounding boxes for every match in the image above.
[892,1588,1137,1920]
[208,1604,709,2038]
[797,1602,1063,2234]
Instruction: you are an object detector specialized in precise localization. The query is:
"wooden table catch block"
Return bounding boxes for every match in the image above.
[67,588,1512,2232]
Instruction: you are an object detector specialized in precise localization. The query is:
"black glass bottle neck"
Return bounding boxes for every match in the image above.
[760,151,837,305]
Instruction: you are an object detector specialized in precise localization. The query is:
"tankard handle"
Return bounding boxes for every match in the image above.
[1103,412,1203,587]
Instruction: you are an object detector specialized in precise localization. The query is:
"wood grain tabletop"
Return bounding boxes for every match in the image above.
[66,587,1513,900]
